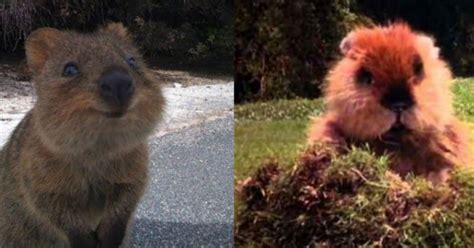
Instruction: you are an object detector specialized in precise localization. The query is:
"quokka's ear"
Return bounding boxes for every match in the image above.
[416,34,440,59]
[100,22,131,42]
[25,27,63,75]
[339,32,354,56]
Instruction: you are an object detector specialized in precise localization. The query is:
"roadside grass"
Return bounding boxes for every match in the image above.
[235,78,474,181]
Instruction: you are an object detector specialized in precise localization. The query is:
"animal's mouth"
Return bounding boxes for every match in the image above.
[105,110,127,118]
[381,114,409,142]
[96,107,129,118]
[387,120,407,134]
[101,97,138,118]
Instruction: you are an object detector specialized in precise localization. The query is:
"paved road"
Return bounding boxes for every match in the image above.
[131,116,234,247]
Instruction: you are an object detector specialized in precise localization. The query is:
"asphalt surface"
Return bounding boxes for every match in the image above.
[131,116,234,247]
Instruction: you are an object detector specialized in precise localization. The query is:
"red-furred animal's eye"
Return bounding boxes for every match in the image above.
[413,55,423,76]
[356,68,373,85]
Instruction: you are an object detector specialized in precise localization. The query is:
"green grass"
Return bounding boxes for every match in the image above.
[234,120,307,179]
[235,78,474,180]
[235,98,324,121]
[235,145,474,247]
[234,99,323,180]
[453,78,474,122]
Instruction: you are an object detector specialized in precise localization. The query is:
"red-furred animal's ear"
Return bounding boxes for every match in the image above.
[100,22,131,42]
[417,34,440,59]
[339,32,354,55]
[25,27,63,75]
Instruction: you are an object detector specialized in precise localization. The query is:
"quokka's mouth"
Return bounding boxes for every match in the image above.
[100,105,133,118]
[380,120,409,145]
[104,110,127,118]
[387,121,407,134]
[382,114,410,141]
[387,112,410,134]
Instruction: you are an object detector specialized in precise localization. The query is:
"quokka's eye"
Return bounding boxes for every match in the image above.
[127,57,139,69]
[62,62,80,77]
[413,55,423,76]
[356,68,373,85]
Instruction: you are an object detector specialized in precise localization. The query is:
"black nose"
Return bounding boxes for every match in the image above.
[381,86,414,113]
[389,102,411,113]
[99,69,134,107]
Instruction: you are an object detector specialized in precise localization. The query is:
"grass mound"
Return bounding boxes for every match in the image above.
[235,145,474,247]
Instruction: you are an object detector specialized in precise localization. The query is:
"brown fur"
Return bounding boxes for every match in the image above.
[308,23,470,184]
[0,23,164,248]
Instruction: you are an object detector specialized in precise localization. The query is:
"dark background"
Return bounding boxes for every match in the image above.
[0,0,233,73]
[235,0,474,103]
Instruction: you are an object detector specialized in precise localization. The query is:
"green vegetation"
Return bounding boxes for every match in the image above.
[235,98,324,122]
[235,0,366,102]
[235,120,307,180]
[453,78,474,122]
[235,145,474,247]
[234,98,325,180]
[0,0,233,70]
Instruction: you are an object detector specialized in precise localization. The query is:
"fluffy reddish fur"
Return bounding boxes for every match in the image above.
[308,23,471,184]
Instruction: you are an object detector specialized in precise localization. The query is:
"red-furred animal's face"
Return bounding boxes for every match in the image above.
[325,23,453,140]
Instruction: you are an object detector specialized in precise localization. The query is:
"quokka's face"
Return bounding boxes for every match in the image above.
[26,23,164,153]
[325,23,453,140]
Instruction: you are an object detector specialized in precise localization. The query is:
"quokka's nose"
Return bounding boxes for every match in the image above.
[99,69,134,107]
[390,102,411,113]
[381,86,414,113]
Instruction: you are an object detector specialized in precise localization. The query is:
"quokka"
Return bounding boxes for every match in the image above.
[0,23,164,248]
[308,23,470,184]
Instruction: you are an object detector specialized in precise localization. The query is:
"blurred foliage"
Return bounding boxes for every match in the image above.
[0,0,233,70]
[235,0,474,103]
[235,0,368,102]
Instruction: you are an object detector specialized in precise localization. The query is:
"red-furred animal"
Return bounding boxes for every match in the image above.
[308,23,470,184]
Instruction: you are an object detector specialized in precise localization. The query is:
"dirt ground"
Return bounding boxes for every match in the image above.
[153,69,233,87]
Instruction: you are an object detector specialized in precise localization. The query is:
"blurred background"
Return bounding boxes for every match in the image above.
[235,0,474,103]
[0,0,233,74]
